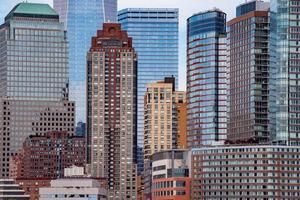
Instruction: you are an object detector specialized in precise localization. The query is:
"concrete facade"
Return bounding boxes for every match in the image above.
[39,179,107,200]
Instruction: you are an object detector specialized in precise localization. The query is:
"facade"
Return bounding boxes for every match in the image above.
[176,102,187,149]
[0,3,75,178]
[64,166,85,177]
[15,174,107,200]
[186,9,227,148]
[0,179,30,200]
[191,146,300,199]
[53,0,117,123]
[136,175,144,200]
[39,179,107,200]
[17,179,51,200]
[87,23,137,199]
[9,131,86,179]
[236,0,270,17]
[227,2,270,144]
[75,121,86,137]
[10,134,84,200]
[118,8,179,172]
[151,150,190,200]
[144,77,186,162]
[143,161,152,200]
[269,0,300,145]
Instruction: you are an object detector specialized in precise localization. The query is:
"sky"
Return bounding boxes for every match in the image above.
[1,0,250,90]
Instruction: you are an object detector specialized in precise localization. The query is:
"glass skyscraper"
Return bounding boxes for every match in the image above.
[186,9,227,148]
[0,3,75,177]
[118,8,179,173]
[269,0,300,145]
[53,0,117,123]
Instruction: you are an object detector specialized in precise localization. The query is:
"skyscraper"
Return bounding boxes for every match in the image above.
[269,0,300,145]
[186,9,227,148]
[227,1,270,144]
[144,77,186,162]
[87,23,137,199]
[118,8,179,172]
[0,3,75,178]
[53,0,117,123]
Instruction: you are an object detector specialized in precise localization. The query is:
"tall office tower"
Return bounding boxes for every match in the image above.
[53,0,117,123]
[118,8,179,172]
[227,1,270,144]
[87,23,137,199]
[0,3,75,178]
[269,0,300,145]
[144,77,186,162]
[186,9,227,148]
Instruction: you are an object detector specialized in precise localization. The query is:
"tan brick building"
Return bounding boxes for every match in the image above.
[144,77,186,162]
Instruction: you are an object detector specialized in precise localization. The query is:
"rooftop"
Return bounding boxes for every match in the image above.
[5,3,58,21]
[192,7,224,17]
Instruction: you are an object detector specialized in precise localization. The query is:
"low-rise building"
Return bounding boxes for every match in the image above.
[17,179,51,200]
[10,131,86,179]
[10,131,86,200]
[39,179,107,200]
[191,146,300,199]
[151,150,190,200]
[0,179,30,200]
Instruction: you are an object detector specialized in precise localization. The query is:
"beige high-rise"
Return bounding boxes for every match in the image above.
[144,77,186,162]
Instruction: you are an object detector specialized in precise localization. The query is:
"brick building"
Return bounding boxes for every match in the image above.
[10,131,85,179]
[10,131,86,200]
[87,23,137,199]
[144,77,186,162]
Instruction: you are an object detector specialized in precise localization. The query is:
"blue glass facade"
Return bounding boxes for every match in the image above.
[236,1,270,17]
[236,1,256,16]
[118,8,179,173]
[187,10,227,148]
[269,0,300,145]
[53,0,117,123]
